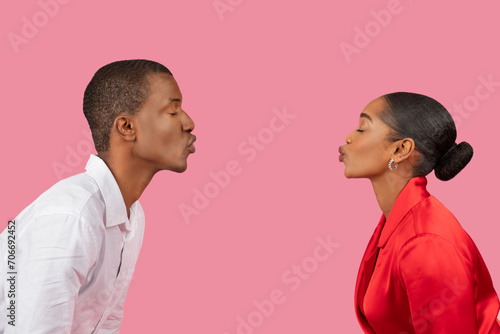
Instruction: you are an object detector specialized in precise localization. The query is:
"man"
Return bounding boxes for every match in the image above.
[0,59,196,333]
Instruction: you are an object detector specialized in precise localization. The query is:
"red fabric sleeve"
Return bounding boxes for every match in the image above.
[398,233,478,333]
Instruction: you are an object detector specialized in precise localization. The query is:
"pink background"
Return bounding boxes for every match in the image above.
[1,0,500,332]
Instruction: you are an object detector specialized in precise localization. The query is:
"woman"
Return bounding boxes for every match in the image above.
[339,92,500,333]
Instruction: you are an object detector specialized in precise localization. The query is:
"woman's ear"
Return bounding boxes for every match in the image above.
[395,138,415,164]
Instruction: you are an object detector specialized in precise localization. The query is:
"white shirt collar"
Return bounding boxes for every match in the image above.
[85,154,135,231]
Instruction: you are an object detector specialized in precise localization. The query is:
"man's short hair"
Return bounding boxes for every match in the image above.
[83,59,173,153]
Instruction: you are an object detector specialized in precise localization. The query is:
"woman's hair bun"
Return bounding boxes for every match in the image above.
[434,141,474,181]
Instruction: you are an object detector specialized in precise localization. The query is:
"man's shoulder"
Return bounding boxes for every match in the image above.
[16,171,105,222]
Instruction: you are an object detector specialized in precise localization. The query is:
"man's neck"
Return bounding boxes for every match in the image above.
[98,152,156,218]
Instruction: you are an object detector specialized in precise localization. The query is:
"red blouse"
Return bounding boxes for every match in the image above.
[355,176,500,333]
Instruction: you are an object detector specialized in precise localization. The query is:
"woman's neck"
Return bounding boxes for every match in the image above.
[370,175,412,219]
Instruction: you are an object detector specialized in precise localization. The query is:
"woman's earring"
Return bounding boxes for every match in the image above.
[388,159,398,171]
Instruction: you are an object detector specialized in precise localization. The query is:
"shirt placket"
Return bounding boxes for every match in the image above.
[91,225,129,333]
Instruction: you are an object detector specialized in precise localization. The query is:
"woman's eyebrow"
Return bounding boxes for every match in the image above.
[360,113,373,123]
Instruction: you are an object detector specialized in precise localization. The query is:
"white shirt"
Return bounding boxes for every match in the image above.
[0,154,145,333]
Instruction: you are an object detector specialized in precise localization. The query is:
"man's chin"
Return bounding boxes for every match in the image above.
[168,163,188,173]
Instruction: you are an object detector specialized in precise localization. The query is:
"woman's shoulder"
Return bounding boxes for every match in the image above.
[411,195,468,237]
[399,195,477,259]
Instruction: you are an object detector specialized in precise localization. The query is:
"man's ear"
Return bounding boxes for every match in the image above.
[113,115,137,142]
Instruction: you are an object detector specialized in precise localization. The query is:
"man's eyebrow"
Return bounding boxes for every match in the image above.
[360,112,373,122]
[164,98,181,107]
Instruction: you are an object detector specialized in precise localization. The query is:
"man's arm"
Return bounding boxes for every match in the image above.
[6,213,97,334]
[96,270,134,334]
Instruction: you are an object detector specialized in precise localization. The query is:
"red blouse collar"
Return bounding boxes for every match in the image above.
[377,176,430,247]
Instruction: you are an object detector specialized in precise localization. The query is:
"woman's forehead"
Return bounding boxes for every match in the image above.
[362,97,386,117]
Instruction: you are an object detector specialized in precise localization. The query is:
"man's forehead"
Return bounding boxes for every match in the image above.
[147,73,181,97]
[148,72,175,86]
